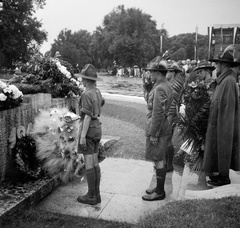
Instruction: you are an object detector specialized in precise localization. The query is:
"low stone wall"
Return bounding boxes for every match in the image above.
[0,103,33,182]
[23,93,52,113]
[0,93,80,182]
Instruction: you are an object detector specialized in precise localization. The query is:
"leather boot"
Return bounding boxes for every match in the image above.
[166,141,174,172]
[142,167,166,201]
[77,168,97,205]
[207,173,231,186]
[145,166,156,194]
[95,165,101,203]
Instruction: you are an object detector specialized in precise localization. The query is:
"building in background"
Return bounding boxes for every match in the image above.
[208,24,240,60]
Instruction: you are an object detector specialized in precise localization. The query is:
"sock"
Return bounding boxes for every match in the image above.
[86,168,96,197]
[94,165,101,195]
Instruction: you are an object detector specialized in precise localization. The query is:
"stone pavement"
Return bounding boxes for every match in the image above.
[34,157,171,224]
[33,155,240,224]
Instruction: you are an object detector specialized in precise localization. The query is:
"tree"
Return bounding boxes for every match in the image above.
[168,33,208,61]
[90,5,161,69]
[171,47,186,60]
[0,0,47,68]
[51,29,92,70]
[195,34,208,60]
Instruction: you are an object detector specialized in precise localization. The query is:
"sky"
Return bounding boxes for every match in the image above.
[34,0,240,54]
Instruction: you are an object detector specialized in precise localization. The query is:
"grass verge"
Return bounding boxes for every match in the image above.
[1,209,132,228]
[136,196,240,228]
[100,98,147,160]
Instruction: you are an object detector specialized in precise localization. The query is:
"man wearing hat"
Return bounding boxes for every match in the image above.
[203,48,240,186]
[166,61,184,172]
[193,60,215,87]
[76,64,105,205]
[142,56,173,201]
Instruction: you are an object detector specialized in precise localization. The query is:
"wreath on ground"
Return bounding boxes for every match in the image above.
[12,135,41,178]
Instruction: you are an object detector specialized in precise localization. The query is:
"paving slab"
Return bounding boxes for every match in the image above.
[34,157,173,224]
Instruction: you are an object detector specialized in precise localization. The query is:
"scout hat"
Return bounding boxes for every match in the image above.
[187,71,199,83]
[168,61,182,73]
[209,45,240,67]
[77,64,102,81]
[145,56,168,72]
[193,60,215,72]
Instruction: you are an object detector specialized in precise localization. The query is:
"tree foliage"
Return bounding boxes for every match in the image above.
[168,33,208,61]
[0,0,47,68]
[51,29,92,70]
[90,5,161,69]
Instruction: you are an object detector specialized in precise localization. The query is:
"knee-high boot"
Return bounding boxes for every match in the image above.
[166,142,174,172]
[77,168,97,205]
[94,165,101,203]
[142,167,166,201]
[155,167,166,197]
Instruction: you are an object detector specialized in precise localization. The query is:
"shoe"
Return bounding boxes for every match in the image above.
[207,177,231,186]
[142,191,166,201]
[77,194,97,205]
[145,187,156,194]
[208,175,220,182]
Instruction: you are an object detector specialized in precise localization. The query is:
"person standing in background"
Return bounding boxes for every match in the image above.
[142,56,173,201]
[203,49,240,186]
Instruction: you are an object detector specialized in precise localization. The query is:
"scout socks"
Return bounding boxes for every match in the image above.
[77,168,97,205]
[94,165,101,203]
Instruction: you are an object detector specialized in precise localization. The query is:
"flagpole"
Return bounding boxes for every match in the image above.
[220,26,223,51]
[195,25,198,60]
[160,23,164,56]
[160,35,163,55]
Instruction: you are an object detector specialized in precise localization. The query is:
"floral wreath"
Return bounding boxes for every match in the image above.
[175,79,211,172]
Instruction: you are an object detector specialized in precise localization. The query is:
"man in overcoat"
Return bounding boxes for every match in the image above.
[203,48,240,186]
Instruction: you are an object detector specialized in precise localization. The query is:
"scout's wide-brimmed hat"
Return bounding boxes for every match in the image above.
[209,45,240,67]
[77,64,102,81]
[187,71,199,83]
[193,60,215,72]
[168,61,182,73]
[145,56,168,72]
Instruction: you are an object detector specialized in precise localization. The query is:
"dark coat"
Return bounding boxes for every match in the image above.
[146,80,173,137]
[203,69,240,174]
[145,80,173,161]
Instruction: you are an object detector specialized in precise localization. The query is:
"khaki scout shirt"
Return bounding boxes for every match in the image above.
[79,87,103,127]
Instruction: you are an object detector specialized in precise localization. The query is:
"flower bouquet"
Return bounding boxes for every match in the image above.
[175,77,211,172]
[11,54,83,98]
[0,79,23,111]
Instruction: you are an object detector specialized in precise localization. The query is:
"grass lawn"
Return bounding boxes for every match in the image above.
[1,209,132,228]
[136,196,240,228]
[100,98,147,160]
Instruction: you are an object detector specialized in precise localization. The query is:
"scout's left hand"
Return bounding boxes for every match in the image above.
[150,136,158,146]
